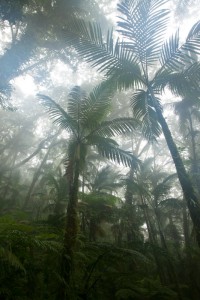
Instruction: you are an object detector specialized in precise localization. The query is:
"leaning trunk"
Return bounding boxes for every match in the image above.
[153,100,200,246]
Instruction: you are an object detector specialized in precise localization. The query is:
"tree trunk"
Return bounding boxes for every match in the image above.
[188,113,200,195]
[153,99,200,246]
[59,159,80,300]
[140,195,167,284]
[183,202,191,248]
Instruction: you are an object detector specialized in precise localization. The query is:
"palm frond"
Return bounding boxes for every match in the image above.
[158,20,200,73]
[92,117,139,137]
[123,178,151,197]
[117,0,170,66]
[67,86,86,124]
[91,166,123,192]
[159,30,181,70]
[154,59,200,96]
[184,61,200,87]
[131,90,162,140]
[152,182,171,200]
[37,94,78,135]
[185,20,200,52]
[63,19,144,88]
[91,135,140,168]
[81,81,115,128]
[158,198,182,209]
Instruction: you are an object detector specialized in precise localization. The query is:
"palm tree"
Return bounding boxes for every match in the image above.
[84,164,123,194]
[38,82,139,298]
[63,0,200,245]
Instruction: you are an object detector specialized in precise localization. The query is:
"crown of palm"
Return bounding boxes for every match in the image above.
[37,81,140,169]
[62,0,200,140]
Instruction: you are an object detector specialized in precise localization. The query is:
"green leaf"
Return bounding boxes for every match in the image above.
[131,90,162,140]
[37,94,78,135]
[117,0,170,66]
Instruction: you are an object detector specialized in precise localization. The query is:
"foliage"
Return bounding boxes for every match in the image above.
[0,0,200,299]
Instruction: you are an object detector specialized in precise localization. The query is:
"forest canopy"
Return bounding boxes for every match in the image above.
[0,1,200,299]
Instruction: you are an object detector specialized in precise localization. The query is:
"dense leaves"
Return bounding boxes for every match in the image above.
[1,0,200,299]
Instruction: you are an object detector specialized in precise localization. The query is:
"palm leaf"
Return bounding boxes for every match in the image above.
[131,90,162,140]
[81,81,115,128]
[158,20,200,73]
[154,69,200,97]
[159,30,182,70]
[158,198,182,209]
[184,20,200,53]
[87,135,140,168]
[91,166,123,192]
[67,85,87,125]
[117,0,170,66]
[63,19,144,88]
[92,117,139,137]
[37,94,78,136]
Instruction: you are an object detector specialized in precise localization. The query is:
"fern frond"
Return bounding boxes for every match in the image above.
[0,246,26,273]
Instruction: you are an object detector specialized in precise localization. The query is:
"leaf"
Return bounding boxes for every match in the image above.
[63,19,144,88]
[131,90,162,140]
[88,135,140,168]
[159,30,181,70]
[37,94,78,135]
[0,246,26,273]
[117,0,170,66]
[94,118,139,137]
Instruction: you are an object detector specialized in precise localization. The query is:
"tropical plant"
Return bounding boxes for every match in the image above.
[38,82,140,298]
[0,215,62,300]
[84,164,123,194]
[63,0,200,245]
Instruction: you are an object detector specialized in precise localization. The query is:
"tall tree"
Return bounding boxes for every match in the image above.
[38,82,140,298]
[63,0,200,245]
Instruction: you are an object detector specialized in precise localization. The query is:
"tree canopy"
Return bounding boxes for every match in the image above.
[1,1,200,299]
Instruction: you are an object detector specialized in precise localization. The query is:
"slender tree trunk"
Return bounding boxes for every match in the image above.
[125,167,135,242]
[59,159,80,300]
[188,113,200,195]
[183,202,191,248]
[140,195,167,284]
[153,99,200,246]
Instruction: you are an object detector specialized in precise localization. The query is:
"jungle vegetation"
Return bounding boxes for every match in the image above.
[0,0,200,299]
